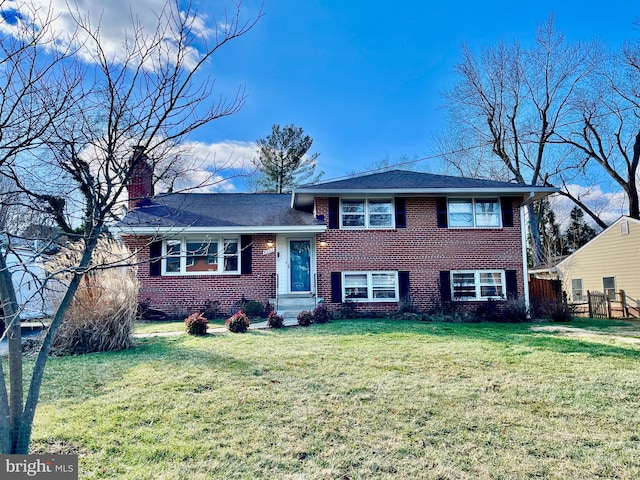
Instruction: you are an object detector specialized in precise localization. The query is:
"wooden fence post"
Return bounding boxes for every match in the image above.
[587,290,593,318]
[620,290,628,318]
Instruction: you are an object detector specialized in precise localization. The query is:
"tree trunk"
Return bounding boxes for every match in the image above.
[0,254,15,453]
[527,202,544,266]
[14,234,100,454]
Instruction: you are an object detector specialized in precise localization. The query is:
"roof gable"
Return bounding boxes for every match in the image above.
[556,216,640,268]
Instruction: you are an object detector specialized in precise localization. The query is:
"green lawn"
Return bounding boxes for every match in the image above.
[31,318,640,479]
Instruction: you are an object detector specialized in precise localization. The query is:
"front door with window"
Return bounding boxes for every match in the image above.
[289,240,311,292]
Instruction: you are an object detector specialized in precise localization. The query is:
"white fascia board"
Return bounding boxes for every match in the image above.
[116,224,327,237]
[295,187,531,195]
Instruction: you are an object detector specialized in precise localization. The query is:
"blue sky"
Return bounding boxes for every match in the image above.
[2,0,639,202]
[196,0,640,184]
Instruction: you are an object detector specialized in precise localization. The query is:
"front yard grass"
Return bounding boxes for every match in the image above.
[32,318,640,479]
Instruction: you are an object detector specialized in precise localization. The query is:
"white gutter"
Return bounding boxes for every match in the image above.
[520,201,531,312]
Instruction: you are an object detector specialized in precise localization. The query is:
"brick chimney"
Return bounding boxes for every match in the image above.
[127,146,154,209]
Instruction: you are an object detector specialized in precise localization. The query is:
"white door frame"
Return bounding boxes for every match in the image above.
[275,235,316,295]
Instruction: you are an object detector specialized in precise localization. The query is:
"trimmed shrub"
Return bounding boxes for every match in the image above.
[312,304,330,324]
[297,310,313,327]
[266,311,284,329]
[244,300,264,318]
[185,312,209,335]
[226,311,250,333]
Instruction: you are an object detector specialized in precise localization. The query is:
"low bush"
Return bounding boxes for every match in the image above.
[244,300,264,318]
[185,312,209,335]
[297,310,313,327]
[266,311,284,329]
[501,299,529,323]
[226,311,250,333]
[202,300,222,320]
[312,304,330,324]
[550,300,575,322]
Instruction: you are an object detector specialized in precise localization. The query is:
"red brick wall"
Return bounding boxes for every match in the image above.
[122,234,276,317]
[122,196,525,317]
[314,196,524,313]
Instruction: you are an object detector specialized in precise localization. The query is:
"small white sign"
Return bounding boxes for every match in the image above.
[262,247,275,256]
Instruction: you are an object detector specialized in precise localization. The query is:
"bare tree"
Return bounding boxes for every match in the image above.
[556,38,640,223]
[440,16,597,265]
[0,0,259,454]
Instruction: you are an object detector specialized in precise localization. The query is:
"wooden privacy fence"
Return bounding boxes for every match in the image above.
[529,278,562,303]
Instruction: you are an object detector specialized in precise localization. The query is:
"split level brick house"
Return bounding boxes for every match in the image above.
[118,153,557,319]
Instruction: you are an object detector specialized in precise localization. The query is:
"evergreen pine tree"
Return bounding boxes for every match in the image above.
[252,124,323,193]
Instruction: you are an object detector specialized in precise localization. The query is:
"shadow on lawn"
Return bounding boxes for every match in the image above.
[303,319,640,360]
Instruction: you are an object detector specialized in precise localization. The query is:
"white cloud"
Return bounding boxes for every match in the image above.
[187,140,257,171]
[155,140,257,193]
[1,0,213,69]
[549,183,628,229]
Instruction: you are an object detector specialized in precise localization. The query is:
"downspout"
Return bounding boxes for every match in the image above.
[521,192,535,315]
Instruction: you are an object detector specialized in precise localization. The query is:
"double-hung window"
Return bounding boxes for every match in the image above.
[571,279,583,302]
[343,271,398,302]
[451,270,505,300]
[163,237,239,275]
[603,276,616,301]
[341,199,393,228]
[448,198,500,228]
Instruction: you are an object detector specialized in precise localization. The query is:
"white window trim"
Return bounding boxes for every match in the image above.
[571,278,584,302]
[342,271,399,302]
[161,237,240,276]
[451,270,505,301]
[603,276,616,301]
[340,198,395,230]
[447,197,502,229]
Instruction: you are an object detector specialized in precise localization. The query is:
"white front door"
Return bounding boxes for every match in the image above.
[275,236,315,295]
[289,239,312,293]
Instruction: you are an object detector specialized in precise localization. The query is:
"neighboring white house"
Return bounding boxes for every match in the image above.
[3,246,51,319]
[555,216,640,318]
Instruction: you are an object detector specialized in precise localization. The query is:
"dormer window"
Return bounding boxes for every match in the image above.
[340,198,394,229]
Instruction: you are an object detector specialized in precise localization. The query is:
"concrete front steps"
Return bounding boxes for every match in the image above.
[270,294,322,321]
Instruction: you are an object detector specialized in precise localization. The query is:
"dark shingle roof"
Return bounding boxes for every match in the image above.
[292,169,558,208]
[120,193,322,230]
[301,169,527,190]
